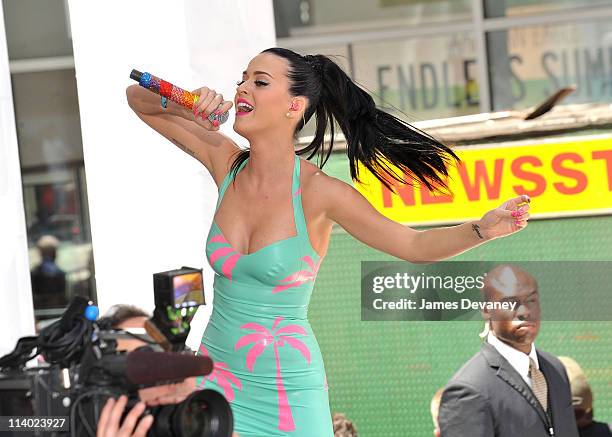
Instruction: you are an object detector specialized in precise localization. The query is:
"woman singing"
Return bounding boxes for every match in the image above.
[126,47,530,437]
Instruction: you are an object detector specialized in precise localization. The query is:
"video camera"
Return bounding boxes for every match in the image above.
[0,267,233,437]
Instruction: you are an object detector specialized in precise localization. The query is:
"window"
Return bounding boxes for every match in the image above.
[484,0,612,18]
[278,0,612,119]
[487,21,612,109]
[3,0,72,59]
[353,33,479,120]
[3,0,96,319]
[275,0,472,37]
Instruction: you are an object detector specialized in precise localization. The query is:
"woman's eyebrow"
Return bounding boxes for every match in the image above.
[242,70,274,78]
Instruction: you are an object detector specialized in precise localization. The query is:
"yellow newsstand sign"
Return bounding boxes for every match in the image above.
[354,135,612,225]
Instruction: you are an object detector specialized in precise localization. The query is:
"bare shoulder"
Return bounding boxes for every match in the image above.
[299,157,419,261]
[301,158,383,226]
[299,157,352,217]
[299,157,335,193]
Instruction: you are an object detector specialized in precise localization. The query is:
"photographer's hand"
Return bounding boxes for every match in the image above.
[97,395,153,437]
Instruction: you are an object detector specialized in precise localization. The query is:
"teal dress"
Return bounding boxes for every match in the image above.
[197,154,333,437]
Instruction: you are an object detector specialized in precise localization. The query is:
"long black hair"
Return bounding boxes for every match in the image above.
[228,47,459,193]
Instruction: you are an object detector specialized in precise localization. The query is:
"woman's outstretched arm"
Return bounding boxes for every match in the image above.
[319,175,530,264]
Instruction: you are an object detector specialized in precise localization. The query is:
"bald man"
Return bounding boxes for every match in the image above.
[438,264,578,437]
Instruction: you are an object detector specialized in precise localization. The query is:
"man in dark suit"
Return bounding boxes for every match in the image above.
[30,235,66,308]
[558,356,612,437]
[438,264,578,437]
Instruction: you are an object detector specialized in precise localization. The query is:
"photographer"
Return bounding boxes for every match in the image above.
[99,304,199,405]
[96,304,241,437]
[101,304,150,352]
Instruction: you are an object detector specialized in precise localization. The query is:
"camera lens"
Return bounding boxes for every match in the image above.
[149,389,233,437]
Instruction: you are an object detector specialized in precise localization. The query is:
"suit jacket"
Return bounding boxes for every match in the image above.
[580,421,612,437]
[438,342,578,437]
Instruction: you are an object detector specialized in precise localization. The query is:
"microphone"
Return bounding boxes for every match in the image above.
[130,69,230,125]
[123,350,214,386]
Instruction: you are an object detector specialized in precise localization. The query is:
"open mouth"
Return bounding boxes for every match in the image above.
[236,101,254,115]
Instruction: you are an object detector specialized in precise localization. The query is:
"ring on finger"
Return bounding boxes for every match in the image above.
[216,100,224,111]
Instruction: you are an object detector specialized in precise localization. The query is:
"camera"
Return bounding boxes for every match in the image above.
[0,267,233,437]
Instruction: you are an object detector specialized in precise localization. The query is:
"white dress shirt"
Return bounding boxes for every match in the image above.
[487,333,540,389]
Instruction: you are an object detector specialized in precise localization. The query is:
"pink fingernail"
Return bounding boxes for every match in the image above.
[517,207,525,214]
[511,211,517,217]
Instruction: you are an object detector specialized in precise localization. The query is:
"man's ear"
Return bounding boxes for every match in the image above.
[481,308,491,322]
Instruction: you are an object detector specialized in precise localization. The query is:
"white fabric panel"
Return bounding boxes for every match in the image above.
[0,3,36,355]
[66,0,275,350]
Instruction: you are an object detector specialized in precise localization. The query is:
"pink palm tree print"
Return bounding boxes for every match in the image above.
[273,255,322,293]
[234,316,311,432]
[208,233,241,281]
[197,344,242,402]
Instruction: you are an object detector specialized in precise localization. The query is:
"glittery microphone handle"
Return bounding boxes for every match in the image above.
[129,69,229,124]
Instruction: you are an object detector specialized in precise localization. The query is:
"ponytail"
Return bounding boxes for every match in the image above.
[259,47,459,193]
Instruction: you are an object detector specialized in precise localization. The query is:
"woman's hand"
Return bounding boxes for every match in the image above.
[477,194,531,240]
[190,86,233,131]
[96,395,153,437]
